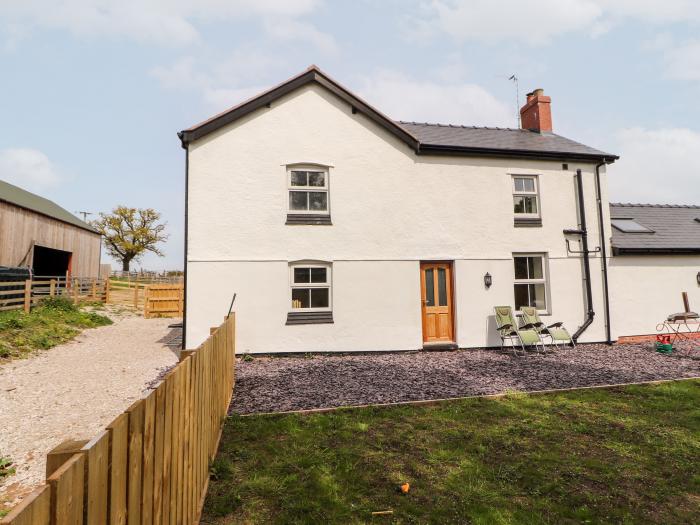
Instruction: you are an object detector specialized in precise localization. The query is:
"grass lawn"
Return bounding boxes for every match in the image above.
[0,297,112,361]
[203,380,700,524]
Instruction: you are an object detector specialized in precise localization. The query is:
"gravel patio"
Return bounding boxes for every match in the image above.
[231,342,700,414]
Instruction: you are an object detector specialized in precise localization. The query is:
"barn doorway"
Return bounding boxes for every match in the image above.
[32,245,72,278]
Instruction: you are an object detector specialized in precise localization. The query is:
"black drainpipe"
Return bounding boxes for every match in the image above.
[178,132,189,350]
[571,168,595,342]
[594,160,613,344]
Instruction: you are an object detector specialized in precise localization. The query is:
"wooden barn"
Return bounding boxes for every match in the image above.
[0,179,101,278]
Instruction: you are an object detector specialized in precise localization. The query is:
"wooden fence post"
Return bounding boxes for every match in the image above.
[104,279,110,304]
[134,284,139,310]
[91,278,97,300]
[73,279,79,304]
[24,279,31,313]
[49,279,56,297]
[144,286,150,319]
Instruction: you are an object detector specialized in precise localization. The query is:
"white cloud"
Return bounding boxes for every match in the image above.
[663,39,700,81]
[0,0,328,47]
[150,51,284,110]
[0,148,62,192]
[263,18,338,56]
[358,70,514,127]
[415,0,700,46]
[609,127,700,205]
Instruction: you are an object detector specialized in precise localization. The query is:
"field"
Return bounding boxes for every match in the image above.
[203,380,700,524]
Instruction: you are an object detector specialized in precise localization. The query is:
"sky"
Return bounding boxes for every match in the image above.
[1,0,700,271]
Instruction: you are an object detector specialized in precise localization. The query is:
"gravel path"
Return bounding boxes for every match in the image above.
[0,312,180,507]
[231,343,700,414]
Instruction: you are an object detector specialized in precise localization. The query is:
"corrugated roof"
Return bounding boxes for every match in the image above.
[398,122,615,159]
[609,203,700,254]
[0,179,98,233]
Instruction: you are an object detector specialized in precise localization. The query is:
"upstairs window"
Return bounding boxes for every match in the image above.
[288,169,329,215]
[290,263,331,311]
[512,176,540,217]
[513,254,548,312]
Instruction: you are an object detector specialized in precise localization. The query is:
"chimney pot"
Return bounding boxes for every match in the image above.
[520,88,552,133]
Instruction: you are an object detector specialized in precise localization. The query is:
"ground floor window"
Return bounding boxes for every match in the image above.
[513,254,548,311]
[290,263,331,310]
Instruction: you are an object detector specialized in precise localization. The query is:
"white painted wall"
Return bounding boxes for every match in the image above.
[186,83,612,351]
[609,255,700,337]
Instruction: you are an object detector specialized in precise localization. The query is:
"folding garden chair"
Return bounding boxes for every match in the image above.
[493,306,544,356]
[520,306,574,349]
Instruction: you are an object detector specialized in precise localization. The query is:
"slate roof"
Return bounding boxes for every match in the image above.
[0,179,98,233]
[398,122,615,160]
[609,203,700,254]
[180,65,617,162]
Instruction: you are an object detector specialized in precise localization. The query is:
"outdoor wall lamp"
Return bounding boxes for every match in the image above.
[484,272,492,289]
[697,271,700,286]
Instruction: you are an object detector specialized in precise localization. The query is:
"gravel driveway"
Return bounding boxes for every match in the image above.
[0,311,180,508]
[231,343,700,414]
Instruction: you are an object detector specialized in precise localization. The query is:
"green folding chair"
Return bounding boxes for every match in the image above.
[494,306,544,356]
[520,306,574,349]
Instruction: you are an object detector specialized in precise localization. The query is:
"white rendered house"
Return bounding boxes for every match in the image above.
[179,66,622,353]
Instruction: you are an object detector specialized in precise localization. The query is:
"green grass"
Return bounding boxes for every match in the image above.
[203,380,700,524]
[0,297,112,361]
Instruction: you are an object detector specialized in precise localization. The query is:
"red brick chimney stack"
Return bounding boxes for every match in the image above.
[520,88,552,133]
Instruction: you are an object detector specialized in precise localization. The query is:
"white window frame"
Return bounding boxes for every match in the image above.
[512,253,550,313]
[287,166,330,215]
[289,262,332,312]
[512,175,540,218]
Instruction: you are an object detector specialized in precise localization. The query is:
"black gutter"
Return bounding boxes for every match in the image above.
[572,168,595,342]
[594,161,612,344]
[417,144,617,163]
[612,247,700,255]
[179,132,189,350]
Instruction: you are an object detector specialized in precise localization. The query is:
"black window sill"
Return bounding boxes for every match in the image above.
[514,217,542,227]
[286,214,332,225]
[286,311,334,325]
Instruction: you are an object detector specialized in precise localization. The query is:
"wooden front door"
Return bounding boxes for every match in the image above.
[420,262,454,343]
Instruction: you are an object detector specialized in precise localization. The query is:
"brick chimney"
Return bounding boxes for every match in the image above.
[520,88,552,133]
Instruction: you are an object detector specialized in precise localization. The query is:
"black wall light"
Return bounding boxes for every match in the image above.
[697,271,700,285]
[484,272,492,289]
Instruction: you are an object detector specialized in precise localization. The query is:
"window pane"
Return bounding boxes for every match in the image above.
[294,268,310,283]
[531,284,546,309]
[514,257,528,280]
[513,196,525,214]
[528,257,543,279]
[522,178,535,192]
[514,284,529,310]
[292,288,309,308]
[309,192,328,211]
[289,191,308,210]
[424,269,435,307]
[514,178,524,192]
[308,172,325,187]
[310,268,327,283]
[290,171,308,186]
[437,268,448,306]
[523,195,538,214]
[310,288,329,308]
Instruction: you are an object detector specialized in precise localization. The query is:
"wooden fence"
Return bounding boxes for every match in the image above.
[0,279,183,318]
[0,278,108,312]
[1,314,236,525]
[144,285,184,319]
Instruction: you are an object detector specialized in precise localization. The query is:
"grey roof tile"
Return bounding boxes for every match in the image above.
[398,121,615,159]
[609,203,700,253]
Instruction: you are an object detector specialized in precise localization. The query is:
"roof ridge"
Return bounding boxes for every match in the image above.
[396,120,524,132]
[610,202,700,209]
